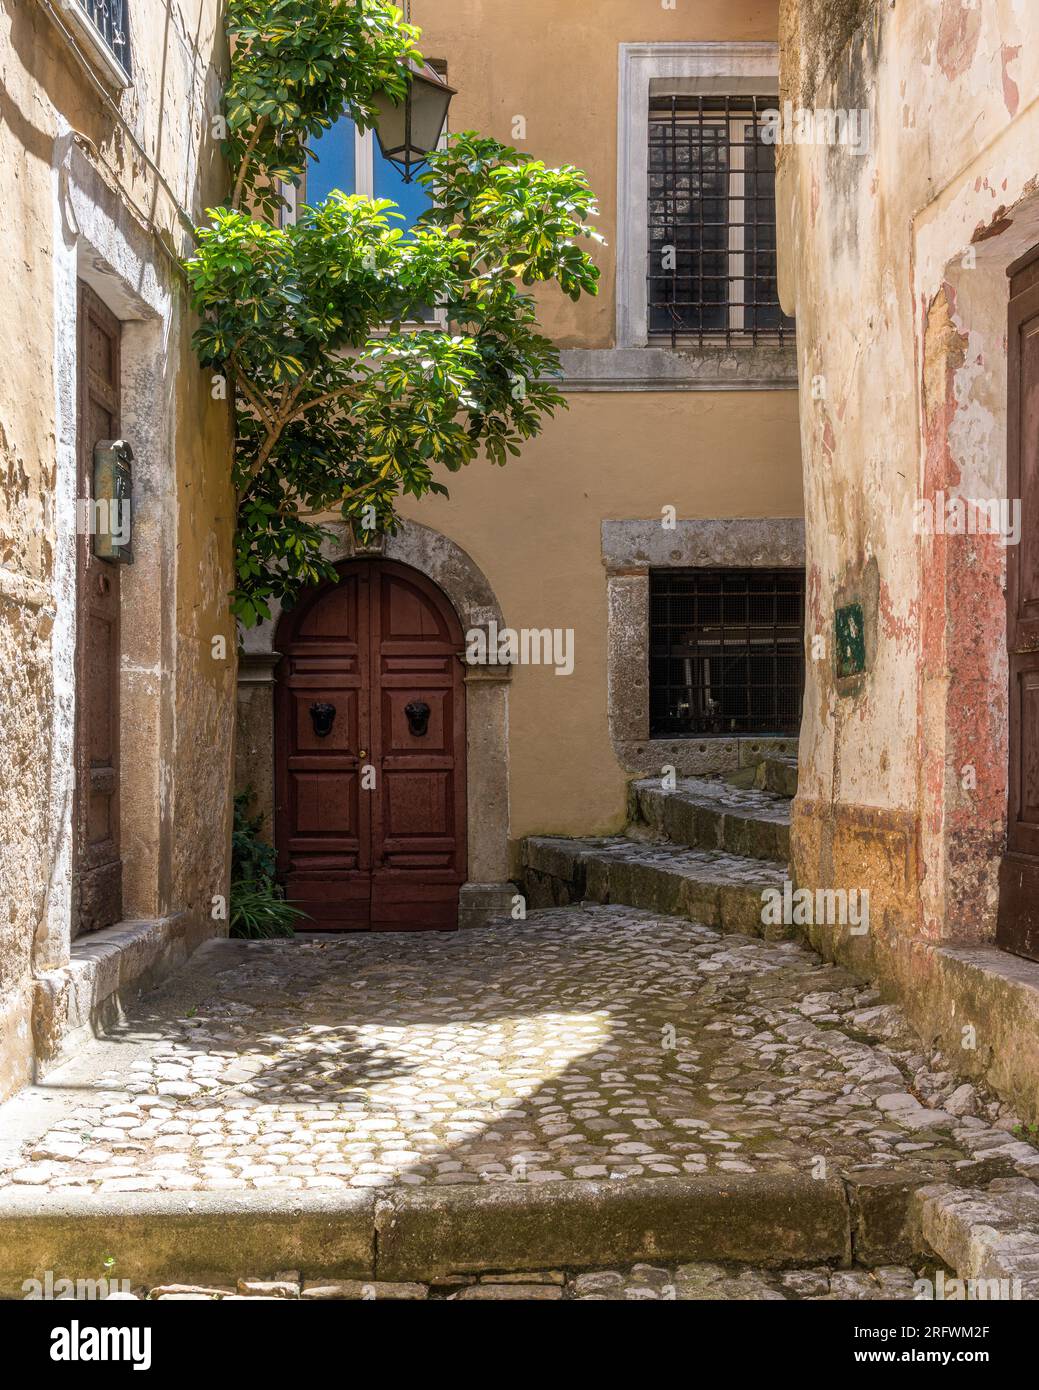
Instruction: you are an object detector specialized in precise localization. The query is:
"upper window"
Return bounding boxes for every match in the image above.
[648,96,793,348]
[78,0,132,79]
[48,0,132,86]
[306,119,432,231]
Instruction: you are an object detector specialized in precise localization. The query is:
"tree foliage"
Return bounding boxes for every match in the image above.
[184,0,601,626]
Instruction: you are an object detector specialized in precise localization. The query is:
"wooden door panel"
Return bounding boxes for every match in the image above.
[1017,314,1039,632]
[274,561,466,930]
[383,770,455,838]
[381,686,452,754]
[369,567,465,929]
[73,283,122,936]
[998,252,1039,959]
[295,574,361,639]
[288,770,362,838]
[275,570,372,926]
[1012,663,1039,853]
[290,687,359,753]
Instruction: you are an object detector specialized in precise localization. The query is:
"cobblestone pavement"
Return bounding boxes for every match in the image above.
[2,904,1036,1196]
[87,1262,934,1300]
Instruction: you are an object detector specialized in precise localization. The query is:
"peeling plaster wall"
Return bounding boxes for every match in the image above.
[776,0,1039,963]
[0,0,234,1099]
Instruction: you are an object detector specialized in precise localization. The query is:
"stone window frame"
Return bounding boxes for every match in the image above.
[603,517,805,776]
[609,41,795,391]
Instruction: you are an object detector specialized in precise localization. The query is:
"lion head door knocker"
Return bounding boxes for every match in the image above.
[309,701,337,738]
[405,700,431,737]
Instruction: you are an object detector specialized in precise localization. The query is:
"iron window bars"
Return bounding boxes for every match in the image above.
[80,0,132,77]
[650,569,805,737]
[648,95,794,347]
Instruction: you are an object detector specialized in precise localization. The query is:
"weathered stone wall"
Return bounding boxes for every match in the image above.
[0,0,234,1099]
[775,1,1039,1019]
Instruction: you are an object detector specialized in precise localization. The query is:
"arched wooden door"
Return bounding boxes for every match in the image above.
[274,559,467,931]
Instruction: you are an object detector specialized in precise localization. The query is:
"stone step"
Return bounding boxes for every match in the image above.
[753,755,799,798]
[629,776,791,862]
[522,834,789,938]
[0,1174,925,1290]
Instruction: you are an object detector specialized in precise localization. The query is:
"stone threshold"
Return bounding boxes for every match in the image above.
[2,1168,1025,1294]
[31,913,216,1079]
[0,1173,876,1293]
[2,1167,1034,1295]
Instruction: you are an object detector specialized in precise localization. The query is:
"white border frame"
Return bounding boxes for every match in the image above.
[616,42,779,348]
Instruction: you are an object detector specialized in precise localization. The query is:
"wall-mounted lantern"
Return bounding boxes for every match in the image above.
[371,58,455,184]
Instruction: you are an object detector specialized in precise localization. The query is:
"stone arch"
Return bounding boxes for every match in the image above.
[237,520,513,928]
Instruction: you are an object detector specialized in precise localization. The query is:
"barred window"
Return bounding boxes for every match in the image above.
[648,96,793,347]
[80,1,132,77]
[650,569,805,737]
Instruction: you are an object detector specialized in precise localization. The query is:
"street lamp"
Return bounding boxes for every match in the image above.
[372,57,455,184]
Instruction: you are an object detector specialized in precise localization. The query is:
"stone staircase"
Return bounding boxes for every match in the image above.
[522,756,797,940]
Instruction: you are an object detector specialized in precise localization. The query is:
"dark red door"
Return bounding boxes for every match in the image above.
[998,245,1039,961]
[73,282,123,936]
[275,559,467,930]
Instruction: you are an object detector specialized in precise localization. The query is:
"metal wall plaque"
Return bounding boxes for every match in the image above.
[92,439,134,563]
[835,602,866,678]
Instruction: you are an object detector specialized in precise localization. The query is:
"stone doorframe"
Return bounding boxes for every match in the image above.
[603,517,805,776]
[238,520,514,928]
[915,177,1039,946]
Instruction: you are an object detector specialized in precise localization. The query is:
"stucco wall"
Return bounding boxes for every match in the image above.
[411,0,783,349]
[399,2,802,862]
[395,391,802,860]
[775,0,1039,962]
[0,0,234,1099]
[233,2,804,889]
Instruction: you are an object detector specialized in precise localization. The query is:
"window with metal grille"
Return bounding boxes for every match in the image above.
[648,96,794,348]
[650,569,805,737]
[79,0,132,77]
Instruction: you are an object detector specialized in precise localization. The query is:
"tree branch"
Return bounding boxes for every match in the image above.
[231,118,267,212]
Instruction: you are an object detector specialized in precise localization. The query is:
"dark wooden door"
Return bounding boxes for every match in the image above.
[275,559,467,930]
[73,283,123,935]
[998,246,1039,961]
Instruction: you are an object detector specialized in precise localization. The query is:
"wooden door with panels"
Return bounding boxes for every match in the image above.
[998,244,1039,962]
[274,559,467,930]
[73,282,123,935]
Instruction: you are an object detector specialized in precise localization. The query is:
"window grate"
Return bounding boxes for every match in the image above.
[80,0,132,75]
[648,95,794,348]
[650,569,805,737]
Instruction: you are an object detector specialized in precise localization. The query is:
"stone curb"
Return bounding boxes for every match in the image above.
[374,1174,851,1280]
[0,1174,862,1294]
[0,1190,375,1297]
[908,1178,1039,1296]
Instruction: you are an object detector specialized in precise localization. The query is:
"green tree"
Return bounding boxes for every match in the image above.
[184,0,601,626]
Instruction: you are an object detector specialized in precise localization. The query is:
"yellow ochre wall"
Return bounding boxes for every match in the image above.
[400,0,803,853]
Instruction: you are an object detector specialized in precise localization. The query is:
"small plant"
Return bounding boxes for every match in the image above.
[232,788,278,884]
[1012,1121,1039,1145]
[230,882,305,939]
[230,788,304,939]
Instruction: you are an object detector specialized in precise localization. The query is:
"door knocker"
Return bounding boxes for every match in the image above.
[405,700,431,737]
[309,701,336,738]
